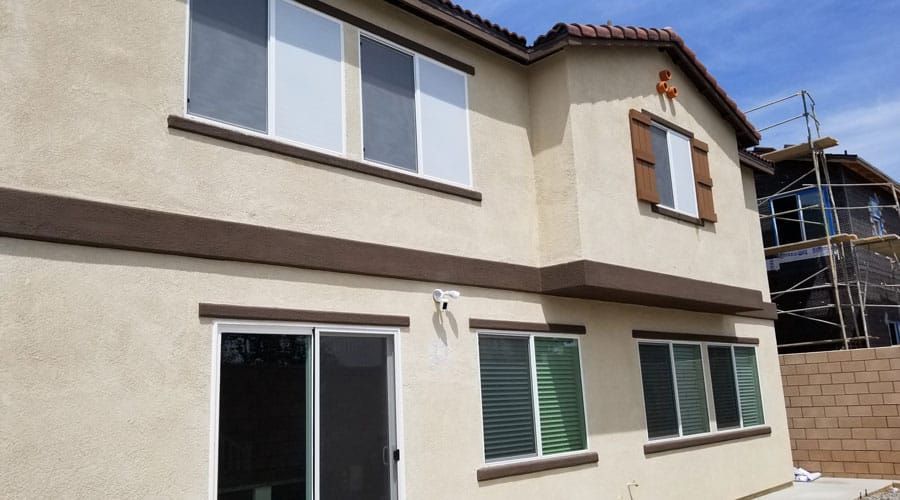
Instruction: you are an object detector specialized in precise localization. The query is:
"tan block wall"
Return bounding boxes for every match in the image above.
[781,347,900,478]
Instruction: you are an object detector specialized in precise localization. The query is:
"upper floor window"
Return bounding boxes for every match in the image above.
[649,123,698,217]
[187,0,344,154]
[869,195,886,236]
[770,188,836,246]
[360,35,471,186]
[889,321,900,346]
[186,0,473,187]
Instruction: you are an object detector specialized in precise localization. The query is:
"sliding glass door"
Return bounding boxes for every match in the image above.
[213,325,398,500]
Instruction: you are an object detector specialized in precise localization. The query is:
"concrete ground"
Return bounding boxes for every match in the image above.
[757,478,895,500]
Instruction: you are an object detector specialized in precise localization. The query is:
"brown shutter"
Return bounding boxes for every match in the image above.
[629,109,660,203]
[691,138,717,223]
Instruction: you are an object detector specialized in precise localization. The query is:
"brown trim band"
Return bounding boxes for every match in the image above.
[644,426,771,455]
[199,303,410,327]
[469,319,586,335]
[651,205,704,226]
[632,330,760,345]
[541,261,765,315]
[736,302,778,321]
[168,115,482,202]
[294,0,475,75]
[476,451,598,481]
[0,187,770,315]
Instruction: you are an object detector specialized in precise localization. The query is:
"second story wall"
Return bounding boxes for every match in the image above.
[1,0,542,266]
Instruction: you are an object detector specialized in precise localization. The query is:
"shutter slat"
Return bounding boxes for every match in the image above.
[479,336,537,460]
[639,343,680,439]
[734,347,764,426]
[535,338,587,455]
[691,138,717,222]
[630,109,661,203]
[673,344,710,436]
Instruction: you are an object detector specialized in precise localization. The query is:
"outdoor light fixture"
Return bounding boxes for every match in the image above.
[432,289,460,311]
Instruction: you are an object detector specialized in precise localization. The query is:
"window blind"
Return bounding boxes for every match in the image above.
[708,345,741,429]
[478,336,536,460]
[638,343,679,439]
[734,347,764,426]
[672,344,709,435]
[534,338,586,455]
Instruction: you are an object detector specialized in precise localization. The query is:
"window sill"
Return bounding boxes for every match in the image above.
[644,425,771,455]
[476,451,599,481]
[651,204,705,226]
[167,115,483,202]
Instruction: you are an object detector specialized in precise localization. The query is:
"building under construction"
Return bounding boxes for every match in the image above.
[749,92,900,353]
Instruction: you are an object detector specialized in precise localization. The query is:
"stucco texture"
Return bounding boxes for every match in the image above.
[0,238,792,498]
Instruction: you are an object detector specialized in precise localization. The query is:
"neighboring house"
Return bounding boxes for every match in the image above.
[755,150,900,353]
[1,1,792,499]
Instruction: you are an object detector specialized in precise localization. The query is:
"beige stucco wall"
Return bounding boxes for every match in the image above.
[0,237,792,499]
[529,48,769,293]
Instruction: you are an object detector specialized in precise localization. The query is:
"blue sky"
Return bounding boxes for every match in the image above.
[455,0,900,178]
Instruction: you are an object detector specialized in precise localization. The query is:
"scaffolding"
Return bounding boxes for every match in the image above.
[747,90,900,350]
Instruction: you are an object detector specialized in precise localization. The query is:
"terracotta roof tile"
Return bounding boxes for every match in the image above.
[419,0,527,46]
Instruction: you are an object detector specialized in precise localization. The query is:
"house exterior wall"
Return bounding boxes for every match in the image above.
[0,0,790,498]
[781,347,900,478]
[0,238,792,499]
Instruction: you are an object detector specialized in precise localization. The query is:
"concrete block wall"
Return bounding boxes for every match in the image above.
[781,346,900,478]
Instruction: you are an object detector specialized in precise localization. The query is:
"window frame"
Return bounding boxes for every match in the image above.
[475,330,590,465]
[769,187,837,246]
[636,339,765,444]
[869,195,886,236]
[649,121,698,218]
[356,30,474,189]
[208,320,406,500]
[184,0,347,157]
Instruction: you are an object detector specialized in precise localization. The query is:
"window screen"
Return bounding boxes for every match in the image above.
[734,347,764,426]
[188,0,268,133]
[418,59,470,185]
[672,344,709,436]
[534,338,586,454]
[651,127,675,208]
[360,37,417,172]
[478,336,536,460]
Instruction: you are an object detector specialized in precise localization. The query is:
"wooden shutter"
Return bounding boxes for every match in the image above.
[478,336,537,460]
[708,346,741,429]
[672,344,710,436]
[691,138,717,222]
[638,343,679,439]
[629,109,660,203]
[734,347,764,426]
[534,338,587,454]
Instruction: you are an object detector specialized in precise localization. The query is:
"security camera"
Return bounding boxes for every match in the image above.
[432,289,461,311]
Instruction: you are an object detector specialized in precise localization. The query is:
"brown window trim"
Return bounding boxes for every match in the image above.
[651,204,704,226]
[476,451,599,481]
[199,303,410,327]
[632,330,760,345]
[469,318,586,335]
[644,426,771,455]
[294,0,475,75]
[168,115,483,202]
[640,109,694,138]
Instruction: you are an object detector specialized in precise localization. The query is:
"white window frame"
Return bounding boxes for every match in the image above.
[650,122,698,218]
[474,330,590,466]
[635,339,765,444]
[356,30,473,188]
[208,320,405,500]
[769,187,836,245]
[184,0,347,156]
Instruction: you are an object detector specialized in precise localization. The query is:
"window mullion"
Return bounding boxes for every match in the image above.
[700,344,718,432]
[668,343,683,437]
[528,335,543,456]
[413,56,424,176]
[731,346,744,428]
[267,0,276,136]
[666,131,679,211]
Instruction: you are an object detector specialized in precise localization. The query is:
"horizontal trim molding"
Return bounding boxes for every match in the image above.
[469,319,586,335]
[199,303,410,327]
[644,426,771,454]
[168,115,482,202]
[632,330,760,345]
[541,260,765,315]
[0,187,769,315]
[296,0,475,75]
[476,451,599,481]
